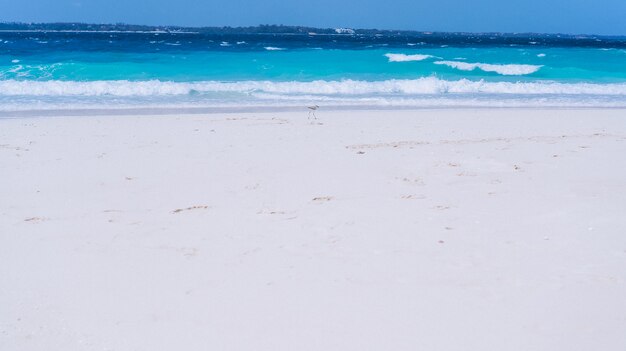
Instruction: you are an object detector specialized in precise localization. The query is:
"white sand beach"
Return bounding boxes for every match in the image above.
[1,108,626,350]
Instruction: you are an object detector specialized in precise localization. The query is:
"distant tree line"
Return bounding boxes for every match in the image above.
[0,22,623,41]
[0,22,348,34]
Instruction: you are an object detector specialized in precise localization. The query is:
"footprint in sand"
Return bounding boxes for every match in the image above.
[24,217,46,222]
[397,177,425,186]
[401,194,426,200]
[172,205,209,214]
[312,196,333,202]
[257,210,286,215]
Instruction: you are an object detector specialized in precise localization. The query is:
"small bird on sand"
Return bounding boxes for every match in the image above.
[307,105,319,120]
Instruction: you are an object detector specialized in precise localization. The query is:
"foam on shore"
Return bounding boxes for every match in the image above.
[2,78,626,97]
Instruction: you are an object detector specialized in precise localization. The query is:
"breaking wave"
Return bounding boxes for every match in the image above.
[434,61,543,75]
[385,53,434,62]
[1,78,626,97]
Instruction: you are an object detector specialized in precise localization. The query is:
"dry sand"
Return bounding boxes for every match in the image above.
[1,108,626,350]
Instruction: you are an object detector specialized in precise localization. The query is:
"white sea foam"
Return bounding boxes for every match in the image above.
[434,61,542,75]
[1,78,626,97]
[2,79,626,111]
[264,47,286,51]
[1,63,64,80]
[537,53,546,57]
[385,53,434,62]
[11,59,20,63]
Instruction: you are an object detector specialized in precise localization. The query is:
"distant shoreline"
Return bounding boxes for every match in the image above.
[2,22,625,39]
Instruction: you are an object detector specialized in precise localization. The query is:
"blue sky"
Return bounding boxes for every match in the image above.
[3,0,626,35]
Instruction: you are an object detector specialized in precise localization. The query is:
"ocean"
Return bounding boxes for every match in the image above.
[1,30,626,111]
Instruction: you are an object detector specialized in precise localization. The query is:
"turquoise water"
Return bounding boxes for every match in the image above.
[1,31,626,110]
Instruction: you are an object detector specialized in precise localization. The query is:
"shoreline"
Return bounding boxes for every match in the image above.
[2,104,626,118]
